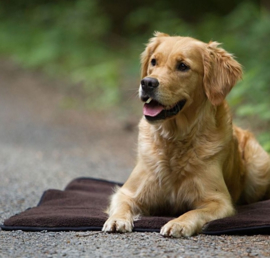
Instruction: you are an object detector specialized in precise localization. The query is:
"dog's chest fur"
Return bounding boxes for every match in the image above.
[137,120,209,215]
[139,120,208,177]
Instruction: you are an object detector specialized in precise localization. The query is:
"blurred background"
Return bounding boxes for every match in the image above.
[0,0,270,151]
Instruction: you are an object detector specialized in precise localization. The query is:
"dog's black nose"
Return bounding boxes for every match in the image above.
[141,77,159,92]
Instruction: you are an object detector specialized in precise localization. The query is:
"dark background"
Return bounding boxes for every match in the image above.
[0,0,269,150]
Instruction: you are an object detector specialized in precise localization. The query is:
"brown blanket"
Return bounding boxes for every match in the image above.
[1,177,270,235]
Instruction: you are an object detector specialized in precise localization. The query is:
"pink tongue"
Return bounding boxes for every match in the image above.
[143,101,164,117]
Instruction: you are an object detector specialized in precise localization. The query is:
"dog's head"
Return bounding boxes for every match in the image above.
[139,32,242,123]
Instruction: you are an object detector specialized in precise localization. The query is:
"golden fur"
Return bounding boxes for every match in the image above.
[102,32,270,237]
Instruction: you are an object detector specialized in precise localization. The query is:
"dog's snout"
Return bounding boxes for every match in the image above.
[141,77,159,92]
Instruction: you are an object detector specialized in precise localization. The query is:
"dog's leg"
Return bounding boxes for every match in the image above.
[242,135,270,203]
[160,195,235,237]
[102,164,144,233]
[160,164,235,238]
[102,188,136,233]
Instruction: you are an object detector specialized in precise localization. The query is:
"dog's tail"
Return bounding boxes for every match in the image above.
[242,133,270,203]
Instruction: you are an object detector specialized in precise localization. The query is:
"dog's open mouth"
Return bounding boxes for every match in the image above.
[143,98,186,121]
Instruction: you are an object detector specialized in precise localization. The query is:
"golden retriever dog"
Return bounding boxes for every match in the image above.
[102,32,270,237]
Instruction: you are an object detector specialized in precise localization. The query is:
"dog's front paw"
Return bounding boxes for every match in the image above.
[160,219,197,238]
[102,217,133,233]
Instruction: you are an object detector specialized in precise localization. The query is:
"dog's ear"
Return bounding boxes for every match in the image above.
[203,42,242,106]
[140,31,169,79]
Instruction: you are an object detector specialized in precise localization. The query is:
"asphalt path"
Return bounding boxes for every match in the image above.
[0,59,269,257]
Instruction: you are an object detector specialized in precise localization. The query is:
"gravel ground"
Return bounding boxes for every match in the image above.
[0,59,270,257]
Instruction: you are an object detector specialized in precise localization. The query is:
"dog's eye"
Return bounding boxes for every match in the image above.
[151,59,157,66]
[177,62,190,71]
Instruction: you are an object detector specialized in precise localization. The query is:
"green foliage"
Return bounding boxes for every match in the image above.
[72,61,120,108]
[0,0,121,109]
[0,0,269,150]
